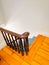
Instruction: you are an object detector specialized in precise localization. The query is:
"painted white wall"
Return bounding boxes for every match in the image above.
[0,1,3,24]
[0,0,6,49]
[0,0,49,49]
[1,0,49,37]
[0,0,6,24]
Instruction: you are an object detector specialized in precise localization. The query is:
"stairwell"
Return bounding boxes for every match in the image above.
[0,28,49,65]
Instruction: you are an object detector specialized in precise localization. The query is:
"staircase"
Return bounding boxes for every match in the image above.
[0,28,49,65]
[0,27,30,55]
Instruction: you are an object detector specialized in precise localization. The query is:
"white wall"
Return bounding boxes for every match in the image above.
[1,0,49,37]
[0,0,49,49]
[0,1,3,24]
[0,0,6,49]
[0,0,6,24]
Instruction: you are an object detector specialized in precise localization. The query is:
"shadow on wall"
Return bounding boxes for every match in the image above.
[29,36,36,45]
[0,31,6,50]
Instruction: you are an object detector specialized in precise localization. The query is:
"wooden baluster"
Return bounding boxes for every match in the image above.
[6,33,11,47]
[12,36,17,50]
[11,35,18,49]
[10,35,15,49]
[24,37,29,55]
[17,38,20,53]
[19,38,24,56]
[1,31,9,46]
[26,37,29,51]
[15,36,18,51]
[7,34,13,47]
[22,39,25,54]
[24,38,26,52]
[5,33,11,46]
[10,35,14,49]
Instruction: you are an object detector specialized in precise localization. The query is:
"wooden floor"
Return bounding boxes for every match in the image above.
[0,35,49,65]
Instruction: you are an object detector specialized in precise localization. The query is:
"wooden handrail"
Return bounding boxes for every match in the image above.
[0,27,30,55]
[0,27,29,38]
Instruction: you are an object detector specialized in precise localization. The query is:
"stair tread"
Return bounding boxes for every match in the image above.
[0,57,9,65]
[0,34,49,65]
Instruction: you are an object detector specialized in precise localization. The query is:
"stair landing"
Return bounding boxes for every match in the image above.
[0,35,49,65]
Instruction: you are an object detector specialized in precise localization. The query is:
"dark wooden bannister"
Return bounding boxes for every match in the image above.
[0,27,30,56]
